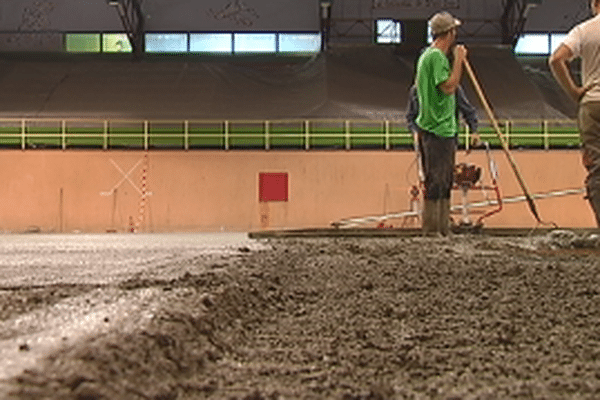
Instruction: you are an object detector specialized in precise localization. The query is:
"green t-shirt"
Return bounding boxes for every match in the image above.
[415,47,456,138]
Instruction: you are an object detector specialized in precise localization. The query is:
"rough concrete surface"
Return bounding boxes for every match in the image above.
[2,232,600,399]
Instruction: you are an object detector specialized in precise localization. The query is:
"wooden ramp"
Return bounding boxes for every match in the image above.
[0,45,566,120]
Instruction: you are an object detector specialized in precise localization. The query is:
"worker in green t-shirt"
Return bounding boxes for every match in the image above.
[415,11,467,236]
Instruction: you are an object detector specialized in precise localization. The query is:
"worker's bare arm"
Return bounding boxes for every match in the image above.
[549,44,590,103]
[439,45,467,95]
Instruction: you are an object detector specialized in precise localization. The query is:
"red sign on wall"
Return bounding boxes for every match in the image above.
[259,172,289,202]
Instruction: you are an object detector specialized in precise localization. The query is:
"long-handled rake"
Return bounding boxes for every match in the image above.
[464,58,554,227]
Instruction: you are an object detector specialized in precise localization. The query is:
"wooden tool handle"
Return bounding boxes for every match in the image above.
[463,58,543,224]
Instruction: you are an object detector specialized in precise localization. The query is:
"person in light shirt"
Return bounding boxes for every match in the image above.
[549,0,600,226]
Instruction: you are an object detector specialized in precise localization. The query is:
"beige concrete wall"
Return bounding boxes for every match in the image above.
[0,149,592,233]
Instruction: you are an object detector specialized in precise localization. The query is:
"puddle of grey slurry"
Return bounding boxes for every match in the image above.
[0,232,266,395]
[0,232,265,287]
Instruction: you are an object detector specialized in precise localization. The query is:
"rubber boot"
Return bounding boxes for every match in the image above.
[584,182,600,228]
[439,198,451,236]
[588,194,600,228]
[422,199,439,236]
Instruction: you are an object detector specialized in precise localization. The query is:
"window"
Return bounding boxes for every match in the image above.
[514,33,550,55]
[145,33,188,53]
[376,19,402,44]
[234,33,277,53]
[278,33,321,53]
[190,33,233,53]
[102,33,132,53]
[550,33,568,54]
[62,31,322,55]
[65,33,100,52]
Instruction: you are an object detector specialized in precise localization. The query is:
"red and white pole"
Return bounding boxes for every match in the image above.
[135,153,149,232]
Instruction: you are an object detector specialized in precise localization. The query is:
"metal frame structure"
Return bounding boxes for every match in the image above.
[0,118,580,152]
[330,16,509,44]
[107,0,145,58]
[331,187,585,229]
[329,0,542,44]
[501,0,542,45]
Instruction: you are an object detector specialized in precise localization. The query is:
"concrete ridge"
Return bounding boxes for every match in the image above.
[249,227,599,239]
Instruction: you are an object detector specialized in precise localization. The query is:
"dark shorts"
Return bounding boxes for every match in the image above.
[419,130,456,200]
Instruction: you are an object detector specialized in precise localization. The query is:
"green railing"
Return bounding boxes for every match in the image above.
[0,118,581,151]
